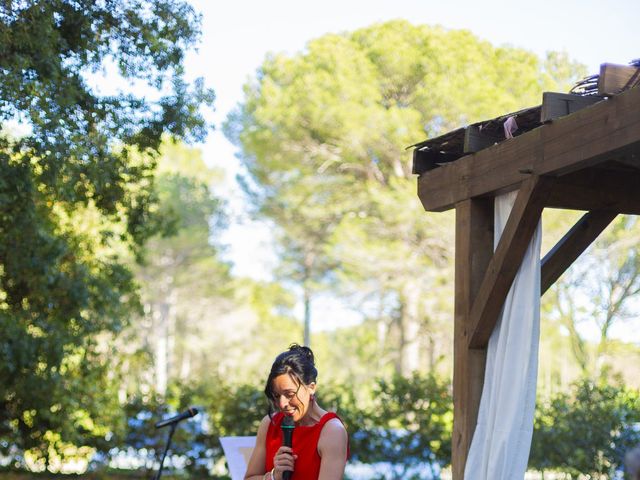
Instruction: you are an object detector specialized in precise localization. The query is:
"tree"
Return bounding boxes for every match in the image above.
[122,142,307,398]
[225,19,585,372]
[124,140,232,396]
[256,173,348,347]
[0,0,213,467]
[545,215,640,380]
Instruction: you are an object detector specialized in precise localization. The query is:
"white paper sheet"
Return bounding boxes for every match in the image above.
[220,436,256,480]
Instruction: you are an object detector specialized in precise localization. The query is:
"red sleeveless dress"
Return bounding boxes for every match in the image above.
[265,412,348,480]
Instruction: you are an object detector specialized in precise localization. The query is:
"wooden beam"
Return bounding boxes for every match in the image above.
[541,211,617,294]
[468,176,554,349]
[598,63,640,96]
[540,92,603,123]
[546,162,640,214]
[417,83,640,212]
[452,198,493,480]
[463,125,503,153]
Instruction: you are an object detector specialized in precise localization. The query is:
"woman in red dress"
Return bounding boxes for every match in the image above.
[244,344,349,480]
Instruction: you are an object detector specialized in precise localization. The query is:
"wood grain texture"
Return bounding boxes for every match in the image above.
[452,198,493,480]
[467,176,554,349]
[598,63,640,95]
[418,85,640,211]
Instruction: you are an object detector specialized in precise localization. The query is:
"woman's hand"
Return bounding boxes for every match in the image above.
[272,446,297,480]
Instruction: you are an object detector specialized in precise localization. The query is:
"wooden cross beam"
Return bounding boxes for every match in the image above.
[417,84,640,212]
[467,175,554,348]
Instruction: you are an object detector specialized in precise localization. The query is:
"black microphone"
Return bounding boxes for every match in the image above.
[281,415,295,480]
[155,407,199,429]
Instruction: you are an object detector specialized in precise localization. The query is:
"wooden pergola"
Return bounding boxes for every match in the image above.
[413,63,640,479]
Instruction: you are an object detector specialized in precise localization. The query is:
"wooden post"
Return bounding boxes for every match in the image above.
[453,198,493,480]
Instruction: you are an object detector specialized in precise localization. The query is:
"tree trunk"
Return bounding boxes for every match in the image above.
[303,287,311,347]
[398,282,421,375]
[154,302,169,396]
[153,282,176,396]
[394,304,404,375]
[427,334,436,372]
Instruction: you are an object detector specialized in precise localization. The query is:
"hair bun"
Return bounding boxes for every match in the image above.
[289,343,315,365]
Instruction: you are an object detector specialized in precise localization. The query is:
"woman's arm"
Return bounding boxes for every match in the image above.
[317,418,349,480]
[244,416,270,480]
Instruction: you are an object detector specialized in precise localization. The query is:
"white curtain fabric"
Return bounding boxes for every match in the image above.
[463,190,542,480]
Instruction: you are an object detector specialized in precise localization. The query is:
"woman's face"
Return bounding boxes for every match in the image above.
[271,374,315,423]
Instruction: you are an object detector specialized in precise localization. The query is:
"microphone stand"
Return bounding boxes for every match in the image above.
[153,422,177,480]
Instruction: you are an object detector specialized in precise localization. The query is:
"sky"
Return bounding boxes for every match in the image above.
[180,0,640,333]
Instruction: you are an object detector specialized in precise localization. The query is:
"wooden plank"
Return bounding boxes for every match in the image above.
[417,83,640,212]
[541,211,617,294]
[546,163,640,214]
[463,125,503,153]
[598,63,640,95]
[540,92,603,123]
[467,176,554,349]
[452,198,493,480]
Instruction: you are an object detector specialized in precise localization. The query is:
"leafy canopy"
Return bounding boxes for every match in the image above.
[226,19,585,356]
[0,0,214,465]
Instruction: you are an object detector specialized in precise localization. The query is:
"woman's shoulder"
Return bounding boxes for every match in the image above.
[321,415,347,434]
[317,412,347,438]
[264,412,287,428]
[317,415,348,456]
[257,413,281,435]
[256,415,271,435]
[258,413,287,443]
[259,414,272,426]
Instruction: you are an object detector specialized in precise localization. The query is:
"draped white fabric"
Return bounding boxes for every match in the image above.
[463,191,542,480]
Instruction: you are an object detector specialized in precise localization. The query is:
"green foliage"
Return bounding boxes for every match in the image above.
[356,373,452,469]
[1,1,214,467]
[0,151,138,467]
[118,140,233,400]
[231,281,305,383]
[181,379,268,466]
[319,372,452,479]
[133,141,230,300]
[530,379,640,478]
[313,319,397,386]
[104,379,269,478]
[228,20,585,184]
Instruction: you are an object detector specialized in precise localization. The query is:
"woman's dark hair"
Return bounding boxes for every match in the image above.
[264,344,318,404]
